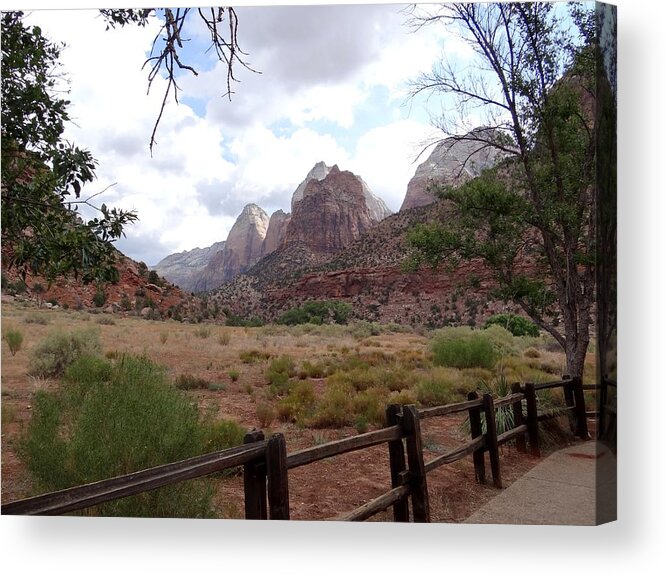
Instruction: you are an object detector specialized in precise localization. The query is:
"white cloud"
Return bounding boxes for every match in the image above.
[24,5,455,265]
[349,119,441,212]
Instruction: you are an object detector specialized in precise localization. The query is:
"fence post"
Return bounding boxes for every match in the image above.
[524,383,541,457]
[243,431,267,520]
[401,405,430,523]
[266,433,290,520]
[467,391,486,484]
[572,376,590,439]
[510,383,527,453]
[385,404,410,522]
[482,393,502,489]
[562,374,577,434]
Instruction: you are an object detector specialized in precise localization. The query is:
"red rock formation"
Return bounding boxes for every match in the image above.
[194,203,269,291]
[284,166,376,255]
[262,209,291,256]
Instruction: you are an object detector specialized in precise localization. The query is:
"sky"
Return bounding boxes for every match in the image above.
[13,2,472,266]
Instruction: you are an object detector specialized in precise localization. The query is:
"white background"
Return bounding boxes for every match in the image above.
[1,0,664,573]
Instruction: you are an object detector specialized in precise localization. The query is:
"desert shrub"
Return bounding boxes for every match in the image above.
[415,378,459,407]
[194,326,211,339]
[239,349,271,364]
[92,286,106,308]
[266,355,296,395]
[298,360,327,379]
[24,313,50,325]
[277,300,352,326]
[277,380,316,424]
[351,388,386,426]
[217,330,231,346]
[208,383,227,392]
[309,383,354,428]
[175,373,208,390]
[228,369,240,382]
[354,415,369,434]
[30,328,102,377]
[431,330,496,369]
[4,327,23,356]
[388,389,417,406]
[350,320,381,340]
[200,418,245,452]
[19,354,245,518]
[256,403,276,428]
[484,313,539,337]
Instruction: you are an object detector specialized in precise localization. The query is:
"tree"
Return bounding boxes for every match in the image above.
[406,3,605,378]
[1,11,137,284]
[99,7,255,154]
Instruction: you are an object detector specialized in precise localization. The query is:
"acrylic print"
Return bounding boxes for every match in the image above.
[1,3,616,524]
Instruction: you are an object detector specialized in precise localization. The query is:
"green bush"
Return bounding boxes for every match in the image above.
[431,331,496,369]
[484,313,539,337]
[277,380,316,424]
[175,373,209,390]
[415,378,458,407]
[30,328,102,377]
[266,355,296,395]
[19,354,246,518]
[3,327,23,356]
[277,300,352,326]
[92,287,106,308]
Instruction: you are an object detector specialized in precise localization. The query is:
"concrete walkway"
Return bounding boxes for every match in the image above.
[464,441,617,525]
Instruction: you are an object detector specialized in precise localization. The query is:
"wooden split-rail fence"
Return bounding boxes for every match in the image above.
[2,376,605,521]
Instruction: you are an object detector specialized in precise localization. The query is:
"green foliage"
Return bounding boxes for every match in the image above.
[406,3,602,377]
[228,369,240,382]
[277,380,316,424]
[19,354,246,517]
[415,376,460,407]
[266,355,296,396]
[92,286,107,308]
[1,12,137,284]
[30,328,102,377]
[431,331,496,369]
[4,326,24,356]
[484,313,539,337]
[174,373,208,390]
[277,300,352,326]
[239,349,271,364]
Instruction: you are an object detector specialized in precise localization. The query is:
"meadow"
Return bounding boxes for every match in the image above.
[1,299,595,520]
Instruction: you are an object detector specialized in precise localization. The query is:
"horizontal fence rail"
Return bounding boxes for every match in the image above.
[1,442,268,516]
[3,374,604,522]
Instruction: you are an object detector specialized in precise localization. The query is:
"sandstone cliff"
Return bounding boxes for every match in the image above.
[284,165,377,255]
[193,203,269,292]
[262,209,291,257]
[292,161,392,222]
[152,241,225,292]
[400,129,506,211]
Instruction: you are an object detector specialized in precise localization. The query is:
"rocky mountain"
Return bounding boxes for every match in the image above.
[1,247,198,321]
[192,203,269,292]
[152,241,225,293]
[210,198,521,327]
[208,129,525,328]
[292,161,392,222]
[284,165,379,255]
[400,129,506,211]
[154,161,392,294]
[262,209,291,257]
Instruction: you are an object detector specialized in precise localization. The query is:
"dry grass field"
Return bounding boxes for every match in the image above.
[1,299,595,521]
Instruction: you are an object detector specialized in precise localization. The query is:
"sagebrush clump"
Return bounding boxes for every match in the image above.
[29,328,102,377]
[20,354,246,518]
